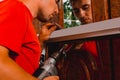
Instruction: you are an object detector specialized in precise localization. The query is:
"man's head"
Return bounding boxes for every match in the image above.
[37,0,59,22]
[70,0,93,24]
[21,0,59,22]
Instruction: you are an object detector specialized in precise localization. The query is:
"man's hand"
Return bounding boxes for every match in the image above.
[38,23,57,43]
[43,76,59,80]
[38,23,57,49]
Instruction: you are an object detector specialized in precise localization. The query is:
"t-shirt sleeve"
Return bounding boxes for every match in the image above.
[0,4,27,53]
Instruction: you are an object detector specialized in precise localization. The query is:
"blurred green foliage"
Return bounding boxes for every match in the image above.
[63,0,80,28]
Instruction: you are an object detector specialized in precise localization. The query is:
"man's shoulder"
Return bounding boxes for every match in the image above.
[0,0,25,15]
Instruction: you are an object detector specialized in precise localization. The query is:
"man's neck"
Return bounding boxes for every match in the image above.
[20,0,39,18]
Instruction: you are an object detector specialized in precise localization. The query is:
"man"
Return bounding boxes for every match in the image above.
[70,0,98,62]
[70,0,93,24]
[0,0,59,80]
[59,0,99,79]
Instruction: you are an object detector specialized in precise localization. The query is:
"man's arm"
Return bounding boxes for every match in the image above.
[0,45,59,80]
[0,45,38,80]
[0,23,59,80]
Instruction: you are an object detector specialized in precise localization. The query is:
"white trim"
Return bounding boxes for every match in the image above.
[47,17,120,42]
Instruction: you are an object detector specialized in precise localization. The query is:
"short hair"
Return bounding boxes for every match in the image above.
[69,0,78,4]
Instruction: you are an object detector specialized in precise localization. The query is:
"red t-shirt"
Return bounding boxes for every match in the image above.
[0,0,41,74]
[81,41,99,63]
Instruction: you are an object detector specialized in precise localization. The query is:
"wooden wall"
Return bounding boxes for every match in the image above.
[92,0,120,80]
[110,0,120,80]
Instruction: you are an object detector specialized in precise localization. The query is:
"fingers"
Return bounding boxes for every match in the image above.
[42,22,57,33]
[39,22,61,42]
[48,25,57,33]
[42,23,56,29]
[39,22,57,42]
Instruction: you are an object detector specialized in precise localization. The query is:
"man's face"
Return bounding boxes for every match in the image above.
[71,0,93,24]
[37,0,59,22]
